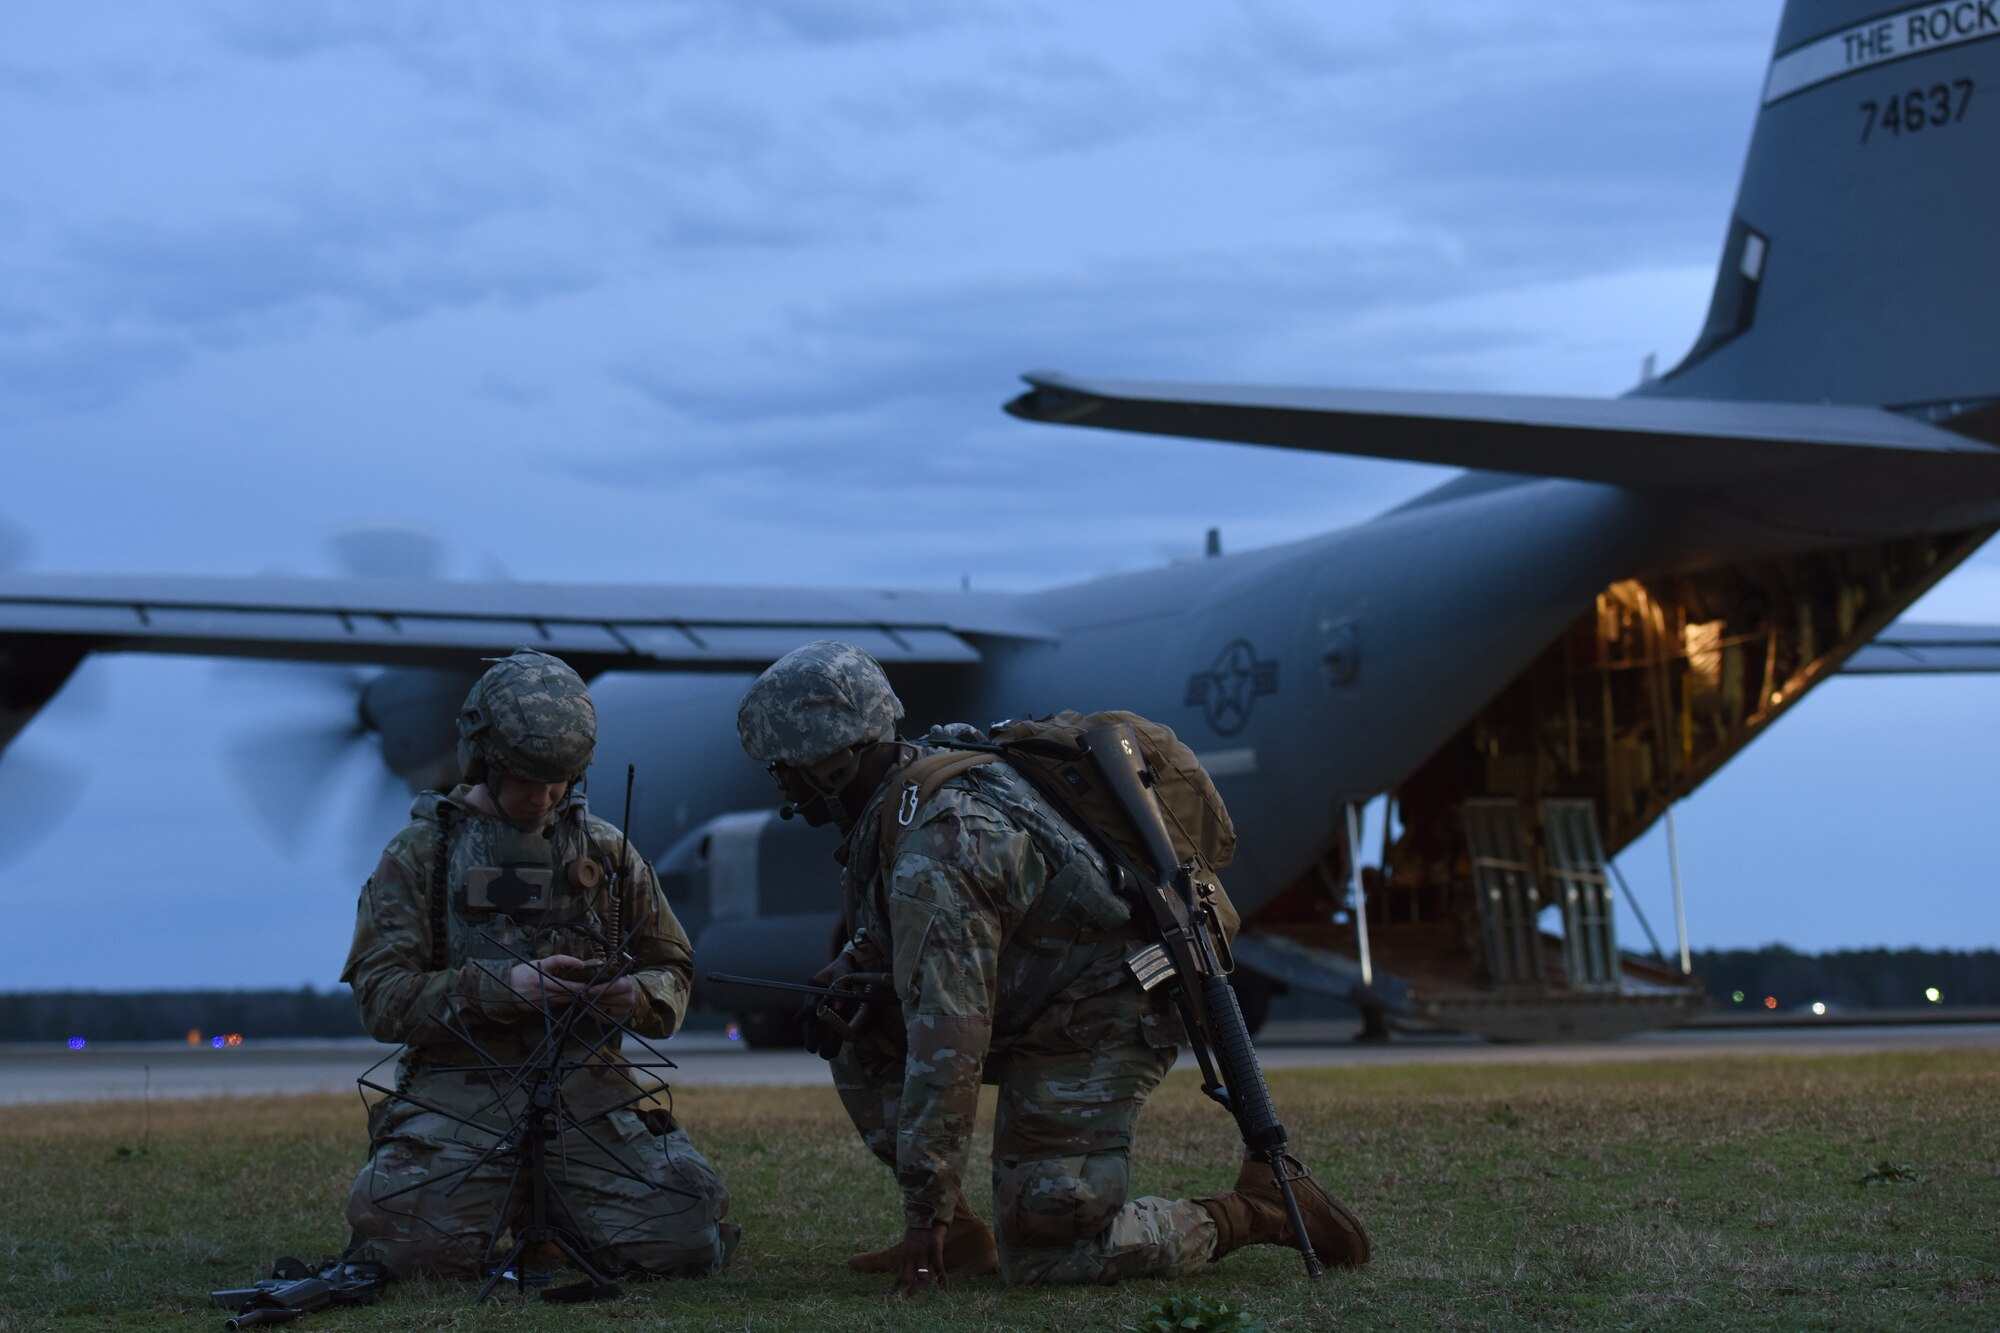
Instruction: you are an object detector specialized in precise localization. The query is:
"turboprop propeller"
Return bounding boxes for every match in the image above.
[219,525,476,857]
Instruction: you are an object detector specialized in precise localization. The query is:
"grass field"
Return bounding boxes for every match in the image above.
[1,1052,1994,1331]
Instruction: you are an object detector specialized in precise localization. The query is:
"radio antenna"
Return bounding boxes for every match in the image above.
[616,764,635,888]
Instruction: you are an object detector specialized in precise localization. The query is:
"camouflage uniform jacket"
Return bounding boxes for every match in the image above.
[842,744,1152,1228]
[342,786,693,1066]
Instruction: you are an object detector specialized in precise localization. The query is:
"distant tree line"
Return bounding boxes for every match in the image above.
[3,947,1993,1041]
[1691,946,1999,1011]
[0,988,365,1043]
[0,988,747,1043]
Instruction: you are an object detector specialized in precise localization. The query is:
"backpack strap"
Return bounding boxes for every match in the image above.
[427,805,459,972]
[877,749,999,869]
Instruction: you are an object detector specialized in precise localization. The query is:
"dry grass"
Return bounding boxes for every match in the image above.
[1,1052,1995,1330]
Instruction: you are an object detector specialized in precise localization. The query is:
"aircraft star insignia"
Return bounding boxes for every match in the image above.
[1184,639,1279,737]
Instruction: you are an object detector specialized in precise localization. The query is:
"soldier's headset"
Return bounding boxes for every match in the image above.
[772,740,896,821]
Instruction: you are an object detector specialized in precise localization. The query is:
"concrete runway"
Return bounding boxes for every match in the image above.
[3,1020,1994,1106]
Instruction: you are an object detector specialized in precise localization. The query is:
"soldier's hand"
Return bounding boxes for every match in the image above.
[507,956,589,1009]
[583,976,640,1022]
[891,1221,948,1297]
[800,950,862,1060]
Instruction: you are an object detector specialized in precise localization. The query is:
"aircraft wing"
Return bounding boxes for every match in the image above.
[0,572,1050,673]
[1005,373,2000,541]
[1843,622,2000,674]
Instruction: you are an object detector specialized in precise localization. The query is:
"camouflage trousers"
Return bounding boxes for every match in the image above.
[347,1069,738,1280]
[832,980,1217,1285]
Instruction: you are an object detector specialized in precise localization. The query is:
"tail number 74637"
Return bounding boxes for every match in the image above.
[1860,79,1974,141]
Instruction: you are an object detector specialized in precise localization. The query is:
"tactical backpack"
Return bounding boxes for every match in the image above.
[877,710,1242,954]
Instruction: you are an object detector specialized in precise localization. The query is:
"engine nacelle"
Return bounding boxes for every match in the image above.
[657,809,846,1039]
[358,666,480,792]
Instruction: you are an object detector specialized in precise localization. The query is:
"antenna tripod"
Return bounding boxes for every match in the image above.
[356,932,700,1296]
[356,866,697,1305]
[470,1052,623,1304]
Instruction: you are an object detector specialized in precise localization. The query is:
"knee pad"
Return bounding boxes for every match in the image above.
[595,1220,739,1279]
[346,1227,489,1280]
[994,1151,1129,1250]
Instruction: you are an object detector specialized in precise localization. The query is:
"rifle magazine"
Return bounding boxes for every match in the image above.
[1123,942,1177,991]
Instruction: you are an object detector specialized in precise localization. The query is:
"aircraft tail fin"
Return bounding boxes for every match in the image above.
[1644,0,2000,416]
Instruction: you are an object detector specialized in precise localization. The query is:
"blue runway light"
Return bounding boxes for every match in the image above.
[212,1035,226,1049]
[66,1037,85,1050]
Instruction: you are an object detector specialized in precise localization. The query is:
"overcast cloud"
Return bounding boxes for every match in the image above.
[1,0,1995,994]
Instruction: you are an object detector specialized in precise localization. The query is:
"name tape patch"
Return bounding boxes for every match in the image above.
[1766,1,2000,103]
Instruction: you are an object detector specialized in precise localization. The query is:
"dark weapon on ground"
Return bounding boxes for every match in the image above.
[209,1257,386,1328]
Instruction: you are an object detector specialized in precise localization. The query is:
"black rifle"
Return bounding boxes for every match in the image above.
[703,972,885,1002]
[210,1258,386,1328]
[703,971,891,1043]
[1077,722,1324,1278]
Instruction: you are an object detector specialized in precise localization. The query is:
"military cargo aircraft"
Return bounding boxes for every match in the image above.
[3,0,1997,1040]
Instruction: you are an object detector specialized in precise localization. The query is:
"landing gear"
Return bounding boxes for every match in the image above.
[1353,997,1392,1043]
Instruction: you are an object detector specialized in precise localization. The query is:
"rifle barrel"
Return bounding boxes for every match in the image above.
[703,972,879,1001]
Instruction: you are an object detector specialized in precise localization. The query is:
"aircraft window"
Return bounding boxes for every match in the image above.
[1739,231,1767,281]
[1665,217,1768,375]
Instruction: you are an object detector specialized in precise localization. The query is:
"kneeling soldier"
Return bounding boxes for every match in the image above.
[737,640,1368,1291]
[344,650,737,1279]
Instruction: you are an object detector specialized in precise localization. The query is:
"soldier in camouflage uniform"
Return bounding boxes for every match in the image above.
[737,641,1367,1293]
[343,650,738,1280]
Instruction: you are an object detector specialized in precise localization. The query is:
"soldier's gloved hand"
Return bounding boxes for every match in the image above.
[507,955,590,1010]
[582,976,640,1022]
[799,950,862,1060]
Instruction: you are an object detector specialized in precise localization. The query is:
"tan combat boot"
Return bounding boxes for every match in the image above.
[846,1195,999,1276]
[1196,1154,1370,1268]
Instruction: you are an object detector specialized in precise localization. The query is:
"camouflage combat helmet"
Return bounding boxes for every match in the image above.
[737,640,904,770]
[456,649,597,785]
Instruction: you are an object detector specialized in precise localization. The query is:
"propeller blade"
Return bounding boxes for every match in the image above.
[0,745,89,867]
[347,760,418,860]
[37,655,110,726]
[207,660,369,704]
[0,515,28,575]
[224,715,370,856]
[325,524,445,580]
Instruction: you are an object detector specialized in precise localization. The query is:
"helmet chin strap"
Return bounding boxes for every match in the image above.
[796,738,907,832]
[803,750,863,828]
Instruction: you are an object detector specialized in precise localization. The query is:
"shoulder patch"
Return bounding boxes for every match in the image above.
[919,778,1015,830]
[378,818,440,878]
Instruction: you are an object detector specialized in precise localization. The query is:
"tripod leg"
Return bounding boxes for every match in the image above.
[544,1230,622,1298]
[473,1233,535,1303]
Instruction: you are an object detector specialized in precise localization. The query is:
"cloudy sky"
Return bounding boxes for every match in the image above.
[2,0,1994,996]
